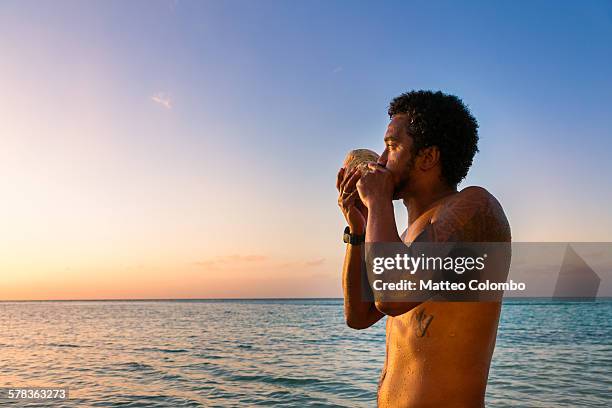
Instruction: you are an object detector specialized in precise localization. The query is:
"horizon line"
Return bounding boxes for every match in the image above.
[0,297,343,302]
[1,296,610,302]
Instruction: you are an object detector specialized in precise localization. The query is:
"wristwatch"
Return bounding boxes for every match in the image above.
[343,226,365,245]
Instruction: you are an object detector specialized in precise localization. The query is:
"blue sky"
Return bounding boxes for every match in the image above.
[1,0,611,298]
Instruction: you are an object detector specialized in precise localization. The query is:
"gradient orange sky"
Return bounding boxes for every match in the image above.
[1,1,611,299]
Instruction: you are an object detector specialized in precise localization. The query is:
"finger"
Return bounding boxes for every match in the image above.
[342,189,360,208]
[339,188,357,207]
[356,199,369,215]
[338,185,356,206]
[336,167,345,191]
[367,162,384,171]
[368,162,391,175]
[339,188,358,207]
[342,168,362,193]
[339,167,358,192]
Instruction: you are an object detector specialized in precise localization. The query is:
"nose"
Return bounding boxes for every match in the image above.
[378,150,388,167]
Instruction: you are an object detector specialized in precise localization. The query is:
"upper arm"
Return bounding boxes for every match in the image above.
[426,186,497,243]
[373,187,504,317]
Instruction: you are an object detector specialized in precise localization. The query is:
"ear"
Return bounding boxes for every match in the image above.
[417,146,440,171]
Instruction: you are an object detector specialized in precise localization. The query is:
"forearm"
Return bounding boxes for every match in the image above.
[366,199,422,315]
[366,199,401,243]
[342,242,383,329]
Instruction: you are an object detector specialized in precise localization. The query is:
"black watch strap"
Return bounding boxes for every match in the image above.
[343,226,365,245]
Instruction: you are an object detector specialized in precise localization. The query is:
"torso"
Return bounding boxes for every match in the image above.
[378,186,511,408]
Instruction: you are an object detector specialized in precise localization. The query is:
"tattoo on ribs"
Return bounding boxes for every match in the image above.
[415,309,434,337]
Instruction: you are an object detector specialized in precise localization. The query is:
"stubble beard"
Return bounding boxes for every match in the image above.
[392,155,415,200]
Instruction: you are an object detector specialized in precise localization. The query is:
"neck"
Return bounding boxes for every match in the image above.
[402,183,457,225]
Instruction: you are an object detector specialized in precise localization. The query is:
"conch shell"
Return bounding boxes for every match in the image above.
[343,149,380,174]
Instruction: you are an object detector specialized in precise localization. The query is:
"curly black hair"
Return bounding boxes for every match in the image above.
[388,90,479,186]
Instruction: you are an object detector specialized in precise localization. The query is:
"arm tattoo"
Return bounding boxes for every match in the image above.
[414,309,434,337]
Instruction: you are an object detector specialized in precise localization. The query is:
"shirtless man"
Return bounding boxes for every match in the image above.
[336,90,511,407]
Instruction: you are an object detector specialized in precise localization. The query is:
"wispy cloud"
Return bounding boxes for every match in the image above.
[332,66,343,74]
[223,254,268,262]
[151,92,172,109]
[193,255,324,270]
[194,254,269,269]
[305,257,325,267]
[277,258,326,268]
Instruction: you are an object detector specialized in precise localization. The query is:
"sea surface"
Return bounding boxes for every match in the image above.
[0,299,610,407]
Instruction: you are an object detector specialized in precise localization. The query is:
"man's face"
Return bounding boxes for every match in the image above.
[379,114,417,199]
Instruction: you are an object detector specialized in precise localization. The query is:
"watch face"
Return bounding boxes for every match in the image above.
[343,233,350,244]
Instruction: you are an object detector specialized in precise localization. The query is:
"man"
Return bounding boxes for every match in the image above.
[336,90,511,407]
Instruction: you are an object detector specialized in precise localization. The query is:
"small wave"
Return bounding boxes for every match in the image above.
[47,343,83,348]
[93,394,202,407]
[222,372,368,396]
[193,353,223,360]
[118,362,155,371]
[137,347,189,354]
[229,374,324,387]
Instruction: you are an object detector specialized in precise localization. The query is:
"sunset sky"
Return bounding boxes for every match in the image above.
[1,0,611,300]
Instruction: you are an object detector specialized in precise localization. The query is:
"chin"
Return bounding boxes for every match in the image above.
[392,189,406,200]
[392,182,410,200]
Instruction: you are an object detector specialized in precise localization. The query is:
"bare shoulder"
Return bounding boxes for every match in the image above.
[429,186,510,242]
[457,185,498,202]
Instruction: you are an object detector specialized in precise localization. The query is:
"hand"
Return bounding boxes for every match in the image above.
[336,167,367,234]
[356,163,394,208]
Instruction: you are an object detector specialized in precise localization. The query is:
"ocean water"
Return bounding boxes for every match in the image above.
[0,299,610,407]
